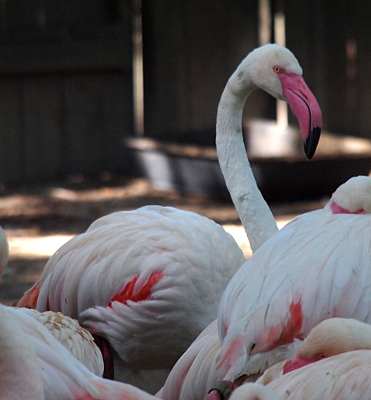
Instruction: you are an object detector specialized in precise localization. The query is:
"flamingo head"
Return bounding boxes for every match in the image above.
[325,175,371,214]
[228,383,281,400]
[239,44,322,159]
[283,318,371,374]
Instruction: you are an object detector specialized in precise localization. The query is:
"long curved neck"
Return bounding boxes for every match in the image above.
[216,70,278,253]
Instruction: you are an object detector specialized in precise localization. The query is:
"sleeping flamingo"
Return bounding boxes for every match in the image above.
[258,317,371,385]
[230,350,371,400]
[158,175,371,400]
[158,320,300,400]
[19,308,104,376]
[0,306,45,399]
[17,206,246,388]
[16,43,322,389]
[0,303,168,400]
[200,175,371,400]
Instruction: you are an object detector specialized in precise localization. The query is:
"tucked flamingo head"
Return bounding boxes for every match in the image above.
[283,318,371,374]
[240,44,322,159]
[325,175,371,215]
[229,383,280,400]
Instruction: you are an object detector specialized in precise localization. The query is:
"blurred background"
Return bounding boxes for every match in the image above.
[1,0,371,303]
[0,0,370,199]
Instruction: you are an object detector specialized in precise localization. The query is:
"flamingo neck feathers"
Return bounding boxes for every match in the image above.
[216,63,278,253]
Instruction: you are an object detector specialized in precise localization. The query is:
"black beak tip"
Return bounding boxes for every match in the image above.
[304,127,321,160]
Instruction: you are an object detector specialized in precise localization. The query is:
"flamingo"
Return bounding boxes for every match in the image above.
[18,205,246,386]
[158,320,300,400]
[17,43,322,389]
[230,351,371,400]
[258,317,371,385]
[0,306,45,400]
[19,308,104,376]
[199,175,371,400]
[161,41,323,400]
[159,176,371,400]
[216,43,321,252]
[0,303,168,400]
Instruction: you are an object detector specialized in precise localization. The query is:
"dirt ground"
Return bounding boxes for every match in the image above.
[0,174,327,306]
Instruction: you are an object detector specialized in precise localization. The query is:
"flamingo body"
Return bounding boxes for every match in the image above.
[231,353,371,400]
[158,177,371,400]
[19,308,104,376]
[264,351,371,400]
[215,177,371,384]
[0,304,164,400]
[19,205,245,370]
[0,307,45,400]
[160,320,299,400]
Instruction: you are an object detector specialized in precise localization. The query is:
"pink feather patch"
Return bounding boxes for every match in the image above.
[252,300,304,354]
[108,271,164,306]
[267,300,303,348]
[16,281,41,309]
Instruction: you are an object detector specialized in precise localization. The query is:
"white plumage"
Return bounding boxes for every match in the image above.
[258,318,371,385]
[0,304,168,400]
[19,308,104,376]
[159,320,299,400]
[207,175,371,397]
[232,351,371,400]
[18,205,245,382]
[0,306,45,400]
[158,175,371,400]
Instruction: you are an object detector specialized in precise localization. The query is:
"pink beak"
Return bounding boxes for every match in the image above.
[278,73,322,160]
[283,354,317,374]
[330,200,364,215]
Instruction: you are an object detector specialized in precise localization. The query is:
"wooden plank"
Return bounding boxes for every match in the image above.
[99,72,134,172]
[284,0,328,130]
[285,0,371,141]
[142,1,185,139]
[23,76,63,181]
[0,0,134,184]
[343,2,371,139]
[185,0,260,136]
[0,36,132,75]
[63,71,134,176]
[142,0,260,143]
[0,77,23,183]
[63,73,105,175]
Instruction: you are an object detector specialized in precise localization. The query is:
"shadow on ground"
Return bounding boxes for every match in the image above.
[0,174,327,306]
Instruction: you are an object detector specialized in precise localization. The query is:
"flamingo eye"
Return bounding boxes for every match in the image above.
[315,353,326,360]
[273,66,281,73]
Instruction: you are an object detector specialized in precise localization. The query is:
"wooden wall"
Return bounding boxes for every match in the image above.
[143,0,371,144]
[280,0,371,140]
[1,1,371,185]
[0,1,134,185]
[142,0,277,145]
